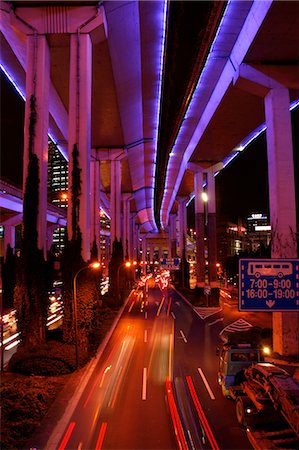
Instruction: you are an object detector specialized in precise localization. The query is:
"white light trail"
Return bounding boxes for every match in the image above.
[142,367,147,400]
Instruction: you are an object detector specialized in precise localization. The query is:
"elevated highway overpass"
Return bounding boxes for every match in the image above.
[0,178,67,251]
[0,0,298,355]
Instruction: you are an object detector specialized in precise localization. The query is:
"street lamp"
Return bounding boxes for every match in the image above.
[73,261,101,368]
[116,261,132,301]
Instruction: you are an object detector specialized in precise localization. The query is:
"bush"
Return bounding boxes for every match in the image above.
[0,373,68,449]
[88,307,119,355]
[8,341,88,375]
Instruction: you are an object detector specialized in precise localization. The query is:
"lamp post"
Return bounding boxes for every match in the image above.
[116,261,131,301]
[73,261,100,368]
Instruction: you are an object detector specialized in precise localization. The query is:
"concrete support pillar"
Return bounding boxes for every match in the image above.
[207,170,218,288]
[157,247,161,261]
[105,236,110,267]
[90,159,101,255]
[142,234,147,274]
[265,87,298,356]
[68,33,92,261]
[135,223,140,261]
[149,243,154,263]
[234,65,299,355]
[4,225,15,256]
[122,194,131,260]
[132,221,137,261]
[110,158,121,245]
[169,213,177,258]
[177,197,188,258]
[194,171,205,288]
[23,34,50,257]
[129,214,135,261]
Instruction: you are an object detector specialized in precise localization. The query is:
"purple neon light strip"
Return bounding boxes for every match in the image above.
[223,99,299,169]
[145,0,168,230]
[186,97,299,207]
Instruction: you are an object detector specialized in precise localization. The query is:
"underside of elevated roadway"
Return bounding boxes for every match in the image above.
[1,1,298,233]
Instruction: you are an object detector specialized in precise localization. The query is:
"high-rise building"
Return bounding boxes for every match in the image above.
[47,140,68,250]
[246,213,271,253]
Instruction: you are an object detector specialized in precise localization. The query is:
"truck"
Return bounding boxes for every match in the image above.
[217,336,299,448]
[218,346,299,449]
[231,363,299,449]
[217,342,264,397]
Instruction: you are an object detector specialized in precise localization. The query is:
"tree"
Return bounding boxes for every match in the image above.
[61,144,84,344]
[108,238,124,305]
[61,144,101,353]
[14,94,49,347]
[179,234,190,289]
[90,239,98,262]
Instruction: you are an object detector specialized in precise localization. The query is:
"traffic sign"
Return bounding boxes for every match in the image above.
[239,259,299,311]
[204,285,211,295]
[160,258,181,270]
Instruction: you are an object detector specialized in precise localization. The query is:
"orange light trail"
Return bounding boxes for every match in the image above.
[57,421,76,450]
[128,301,135,312]
[167,296,172,316]
[186,376,220,450]
[156,296,165,316]
[95,422,107,450]
[83,340,119,408]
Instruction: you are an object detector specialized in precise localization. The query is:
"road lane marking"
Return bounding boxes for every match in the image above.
[142,367,147,400]
[58,421,76,450]
[187,429,196,450]
[95,422,107,450]
[171,312,176,320]
[179,330,187,343]
[186,376,220,450]
[197,368,216,400]
[207,318,224,326]
[128,301,135,312]
[144,329,148,343]
[145,311,148,319]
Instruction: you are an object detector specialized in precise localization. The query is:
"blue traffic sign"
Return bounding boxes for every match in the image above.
[160,258,180,270]
[239,259,299,311]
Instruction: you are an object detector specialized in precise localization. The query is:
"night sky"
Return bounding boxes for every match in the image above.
[1,69,298,225]
[1,71,24,187]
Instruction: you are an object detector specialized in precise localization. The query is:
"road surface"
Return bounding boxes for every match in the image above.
[54,285,271,449]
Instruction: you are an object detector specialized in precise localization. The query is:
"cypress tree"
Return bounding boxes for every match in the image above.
[108,238,124,305]
[90,239,98,262]
[179,234,190,289]
[14,95,49,347]
[61,144,100,354]
[61,144,84,344]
